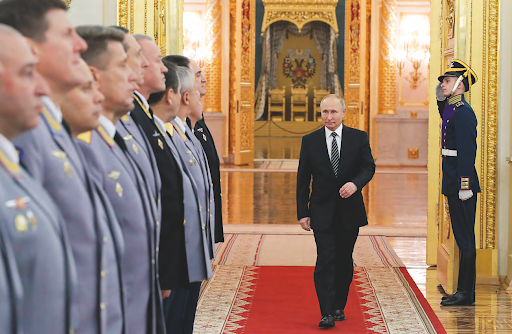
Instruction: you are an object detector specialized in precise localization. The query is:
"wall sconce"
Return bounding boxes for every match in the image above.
[396,14,430,90]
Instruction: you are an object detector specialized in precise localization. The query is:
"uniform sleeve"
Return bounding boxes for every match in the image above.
[453,107,478,190]
[437,100,446,118]
[12,128,44,183]
[296,136,311,220]
[351,131,376,190]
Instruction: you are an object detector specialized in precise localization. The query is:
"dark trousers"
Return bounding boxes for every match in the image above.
[162,281,201,334]
[313,222,359,316]
[447,194,477,253]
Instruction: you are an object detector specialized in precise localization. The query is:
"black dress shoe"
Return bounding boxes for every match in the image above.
[318,315,335,328]
[440,291,474,306]
[334,310,345,321]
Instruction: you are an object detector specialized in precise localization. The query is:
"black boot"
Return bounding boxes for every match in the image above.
[441,251,476,306]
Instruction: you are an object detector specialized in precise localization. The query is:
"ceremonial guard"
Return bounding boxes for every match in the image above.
[76,25,164,334]
[0,23,76,334]
[436,59,480,306]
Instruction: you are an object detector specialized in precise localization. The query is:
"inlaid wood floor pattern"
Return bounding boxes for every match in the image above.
[219,138,511,333]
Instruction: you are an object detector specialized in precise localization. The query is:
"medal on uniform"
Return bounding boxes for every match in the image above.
[189,159,194,166]
[132,143,139,155]
[52,150,72,178]
[15,214,28,233]
[203,134,207,141]
[108,171,123,197]
[158,139,164,150]
[5,196,29,209]
[26,210,37,230]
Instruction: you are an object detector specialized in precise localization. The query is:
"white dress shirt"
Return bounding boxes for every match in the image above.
[325,124,343,159]
[99,115,116,139]
[0,132,19,165]
[134,90,149,111]
[42,96,63,123]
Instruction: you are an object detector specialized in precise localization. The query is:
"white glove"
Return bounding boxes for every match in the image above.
[436,82,446,101]
[459,189,473,201]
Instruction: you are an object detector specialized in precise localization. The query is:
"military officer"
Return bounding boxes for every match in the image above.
[165,55,224,243]
[76,25,164,334]
[0,23,76,334]
[171,66,216,258]
[112,26,163,231]
[0,2,127,332]
[436,59,480,306]
[148,60,214,334]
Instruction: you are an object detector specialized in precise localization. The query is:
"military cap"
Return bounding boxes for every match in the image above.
[438,59,478,92]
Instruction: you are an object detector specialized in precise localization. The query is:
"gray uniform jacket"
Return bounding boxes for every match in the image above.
[13,104,125,334]
[0,198,23,334]
[154,117,212,283]
[77,122,164,334]
[171,120,215,257]
[0,147,76,334]
[117,113,162,222]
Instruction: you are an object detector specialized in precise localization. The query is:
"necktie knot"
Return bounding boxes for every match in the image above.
[331,132,337,138]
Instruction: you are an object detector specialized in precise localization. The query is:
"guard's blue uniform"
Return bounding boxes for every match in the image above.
[438,94,480,253]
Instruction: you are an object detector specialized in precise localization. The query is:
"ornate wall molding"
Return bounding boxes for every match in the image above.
[378,0,396,115]
[64,0,72,8]
[261,0,339,35]
[119,0,129,29]
[204,0,223,113]
[483,0,499,249]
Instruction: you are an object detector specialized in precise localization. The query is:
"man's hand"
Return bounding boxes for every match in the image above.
[340,182,357,198]
[436,82,446,101]
[459,189,473,201]
[299,217,311,231]
[161,290,171,299]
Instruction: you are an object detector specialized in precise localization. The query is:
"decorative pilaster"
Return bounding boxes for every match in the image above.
[378,0,397,115]
[203,0,223,113]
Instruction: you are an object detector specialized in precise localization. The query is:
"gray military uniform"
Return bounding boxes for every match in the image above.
[117,112,162,223]
[0,181,23,334]
[0,136,76,334]
[154,116,213,283]
[78,115,163,334]
[13,98,125,334]
[171,118,215,257]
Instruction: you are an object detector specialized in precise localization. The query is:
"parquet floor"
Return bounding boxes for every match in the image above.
[217,136,512,333]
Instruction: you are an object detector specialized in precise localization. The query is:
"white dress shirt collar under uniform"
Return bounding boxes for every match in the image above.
[0,132,19,165]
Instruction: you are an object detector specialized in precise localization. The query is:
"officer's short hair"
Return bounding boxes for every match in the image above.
[176,66,195,95]
[0,24,23,62]
[76,26,127,70]
[163,55,190,69]
[320,94,346,111]
[110,26,129,34]
[133,34,153,43]
[148,60,180,105]
[0,0,68,42]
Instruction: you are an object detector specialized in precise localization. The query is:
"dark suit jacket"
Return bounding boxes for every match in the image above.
[192,118,224,243]
[296,126,375,231]
[130,101,189,290]
[437,96,481,195]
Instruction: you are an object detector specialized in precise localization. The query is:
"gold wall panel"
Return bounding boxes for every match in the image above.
[377,0,396,115]
[204,0,223,113]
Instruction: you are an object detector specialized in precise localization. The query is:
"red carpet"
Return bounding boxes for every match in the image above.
[222,266,446,334]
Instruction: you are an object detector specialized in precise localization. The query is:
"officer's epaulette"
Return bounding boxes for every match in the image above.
[164,122,174,137]
[77,131,92,144]
[455,101,465,108]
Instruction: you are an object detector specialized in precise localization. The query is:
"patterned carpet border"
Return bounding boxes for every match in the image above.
[194,266,445,334]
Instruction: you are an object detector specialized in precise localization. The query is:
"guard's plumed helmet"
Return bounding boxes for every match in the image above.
[438,59,477,92]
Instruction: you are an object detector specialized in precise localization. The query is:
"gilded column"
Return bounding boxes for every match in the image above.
[378,0,397,114]
[203,0,222,113]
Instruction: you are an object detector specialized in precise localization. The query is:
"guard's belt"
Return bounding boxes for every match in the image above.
[442,149,457,157]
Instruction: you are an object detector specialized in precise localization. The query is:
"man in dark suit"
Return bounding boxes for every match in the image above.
[164,55,224,243]
[296,94,375,328]
[436,59,480,306]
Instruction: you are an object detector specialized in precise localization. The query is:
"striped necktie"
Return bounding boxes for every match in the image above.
[330,132,339,176]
